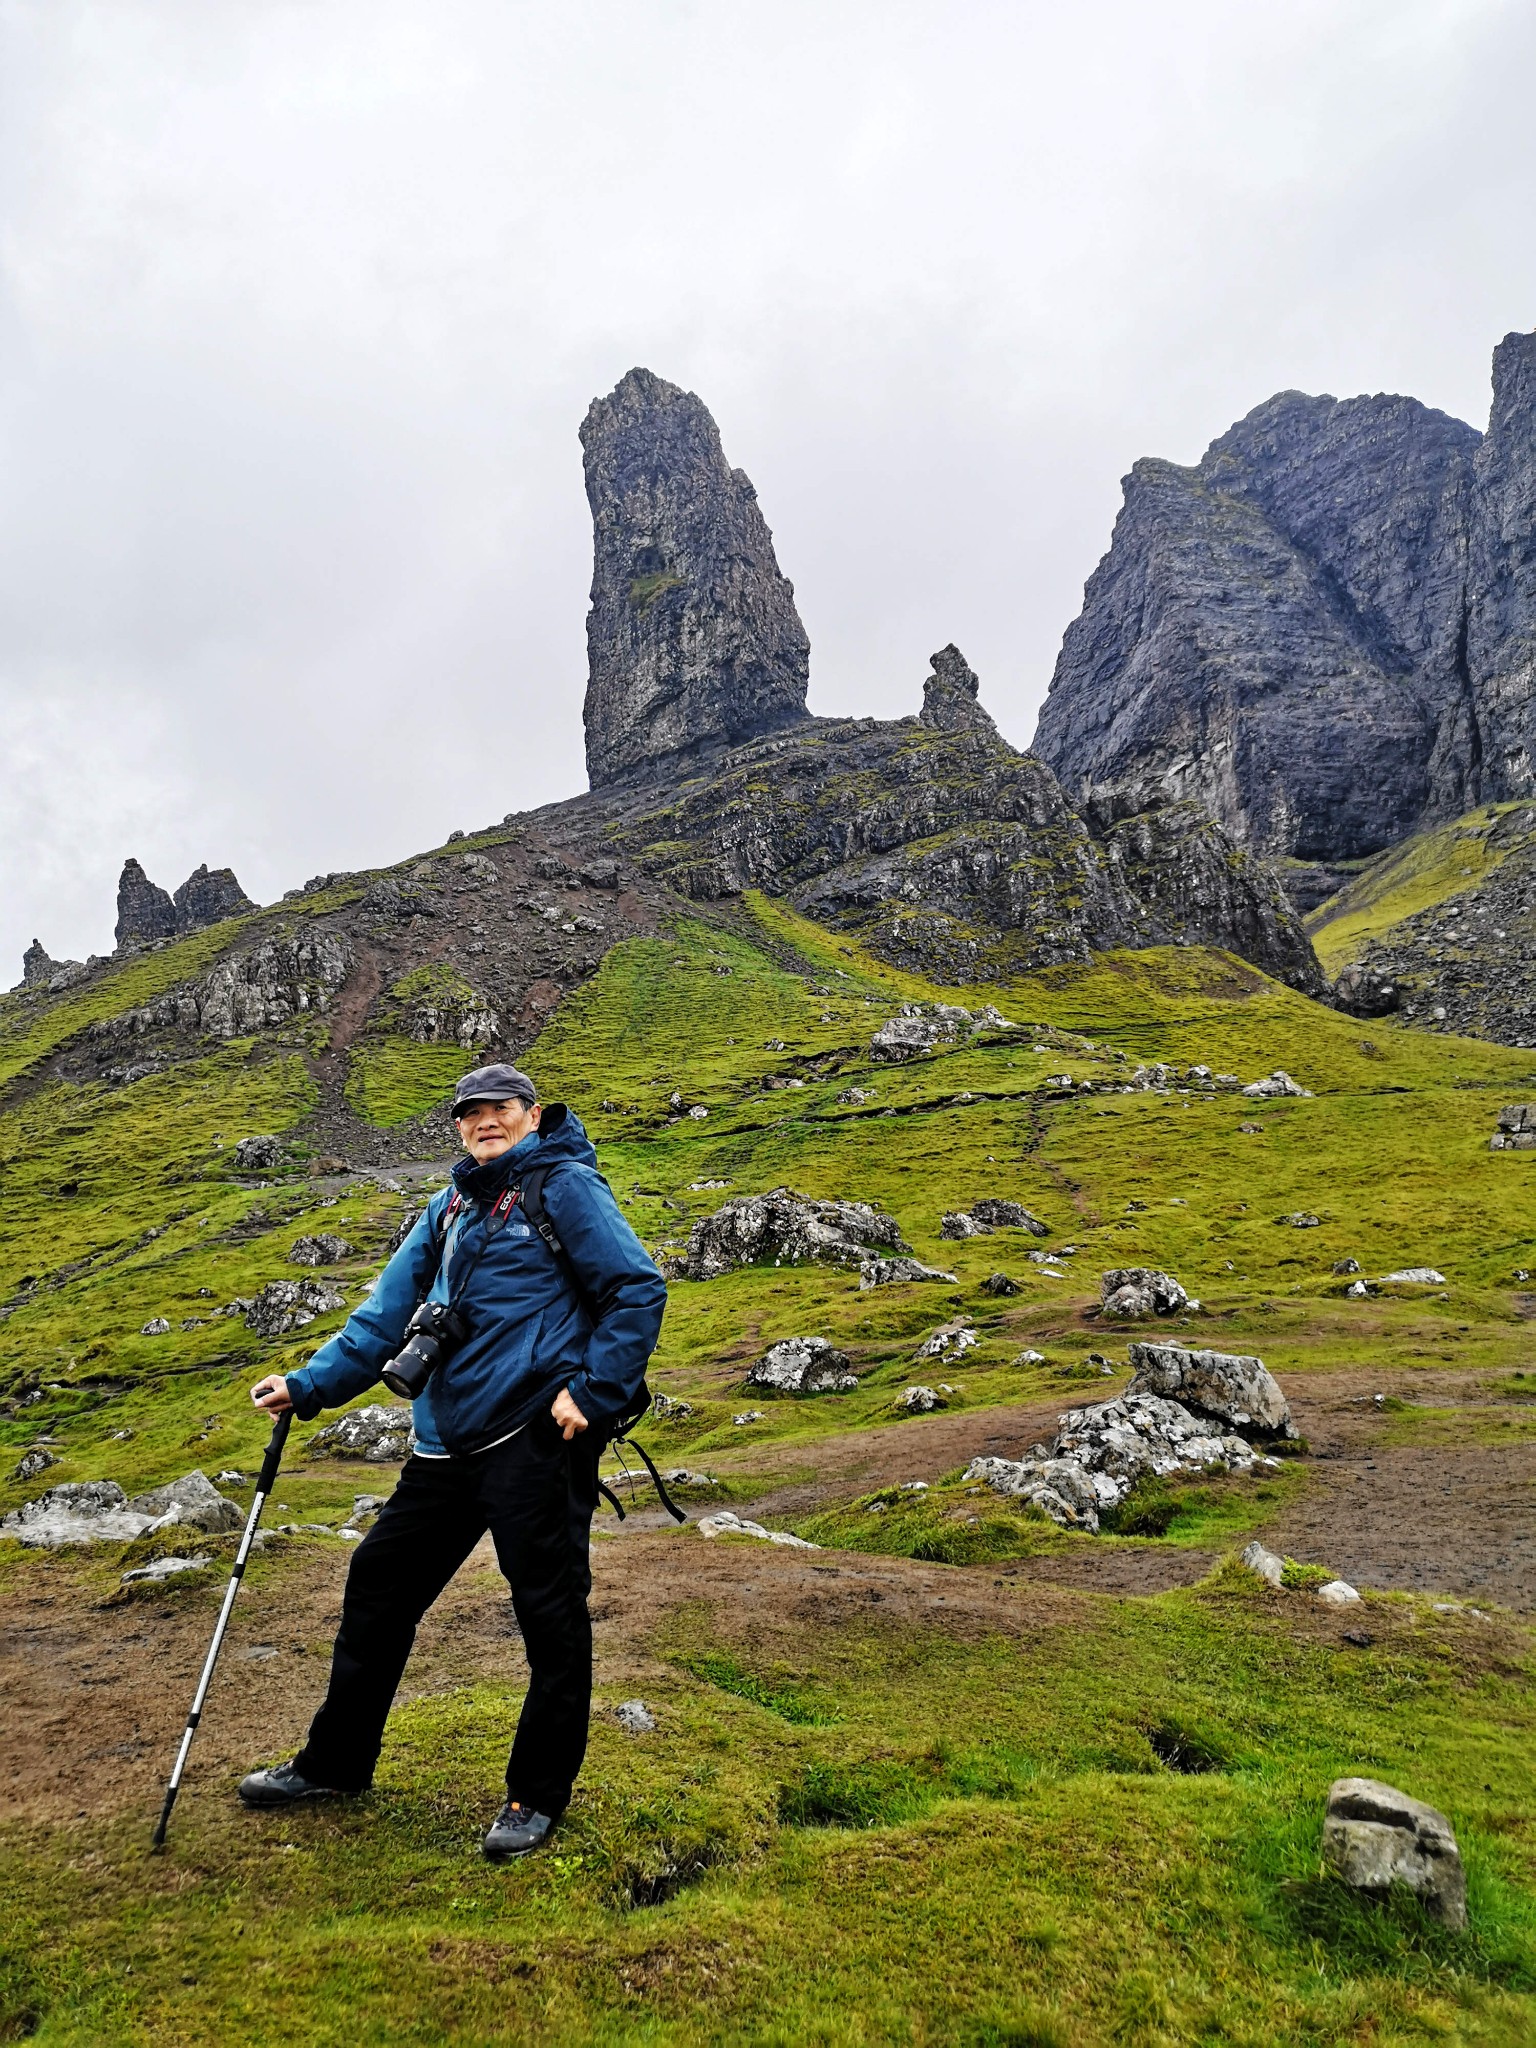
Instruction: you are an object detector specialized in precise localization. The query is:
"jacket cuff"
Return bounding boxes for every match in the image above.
[285,1370,324,1422]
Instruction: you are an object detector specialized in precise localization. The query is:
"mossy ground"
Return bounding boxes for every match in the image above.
[1,895,1534,2042]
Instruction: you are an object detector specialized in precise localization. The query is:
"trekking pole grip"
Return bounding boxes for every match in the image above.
[257,1408,292,1494]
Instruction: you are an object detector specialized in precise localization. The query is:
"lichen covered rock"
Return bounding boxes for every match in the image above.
[678,1188,910,1280]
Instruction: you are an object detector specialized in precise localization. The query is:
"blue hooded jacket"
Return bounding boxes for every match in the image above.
[284,1104,666,1456]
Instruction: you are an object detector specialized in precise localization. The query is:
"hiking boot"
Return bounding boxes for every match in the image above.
[238,1761,349,1807]
[482,1800,555,1861]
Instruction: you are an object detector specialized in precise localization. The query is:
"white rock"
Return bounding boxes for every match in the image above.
[1239,1539,1284,1587]
[1379,1268,1446,1286]
[696,1510,817,1549]
[616,1699,657,1734]
[121,1553,212,1584]
[1316,1579,1361,1606]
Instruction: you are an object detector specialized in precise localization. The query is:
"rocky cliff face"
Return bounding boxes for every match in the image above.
[580,368,810,789]
[1034,331,1536,882]
[604,654,1321,992]
[1469,331,1536,801]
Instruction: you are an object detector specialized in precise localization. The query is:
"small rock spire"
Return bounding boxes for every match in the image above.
[918,645,1000,736]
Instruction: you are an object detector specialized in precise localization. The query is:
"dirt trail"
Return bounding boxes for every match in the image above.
[3,1363,1531,1831]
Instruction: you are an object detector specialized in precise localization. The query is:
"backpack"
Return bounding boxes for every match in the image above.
[431,1164,685,1524]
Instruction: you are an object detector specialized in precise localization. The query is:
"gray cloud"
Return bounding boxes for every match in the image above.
[2,0,1532,975]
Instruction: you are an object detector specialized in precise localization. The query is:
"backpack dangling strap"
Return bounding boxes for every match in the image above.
[614,1433,687,1524]
[597,1479,627,1521]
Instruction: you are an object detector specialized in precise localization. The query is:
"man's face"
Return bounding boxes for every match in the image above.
[455,1097,540,1163]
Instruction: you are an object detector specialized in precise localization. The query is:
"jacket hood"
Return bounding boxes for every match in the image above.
[451,1101,597,1201]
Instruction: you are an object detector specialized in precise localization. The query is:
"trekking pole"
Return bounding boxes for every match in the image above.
[151,1409,291,1849]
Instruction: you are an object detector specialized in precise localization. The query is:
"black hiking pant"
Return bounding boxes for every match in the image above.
[293,1419,598,1816]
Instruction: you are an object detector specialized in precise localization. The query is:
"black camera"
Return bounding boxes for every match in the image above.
[380,1300,470,1399]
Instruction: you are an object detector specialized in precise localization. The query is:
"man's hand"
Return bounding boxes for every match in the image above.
[551,1387,589,1441]
[251,1373,294,1416]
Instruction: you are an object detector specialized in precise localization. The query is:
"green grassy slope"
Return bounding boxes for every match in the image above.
[1307,803,1536,974]
[1,897,1534,2043]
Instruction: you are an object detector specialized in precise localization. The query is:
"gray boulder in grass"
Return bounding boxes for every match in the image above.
[1322,1778,1467,1928]
[306,1405,415,1462]
[128,1470,244,1533]
[1126,1342,1294,1438]
[746,1337,857,1395]
[1100,1268,1188,1318]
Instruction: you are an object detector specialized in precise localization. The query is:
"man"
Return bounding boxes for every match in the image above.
[241,1062,666,1860]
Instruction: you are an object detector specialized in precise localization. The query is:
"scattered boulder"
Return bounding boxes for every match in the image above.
[1239,1539,1285,1587]
[869,1006,971,1062]
[1333,1258,1362,1275]
[348,1494,388,1527]
[245,1279,346,1337]
[287,1234,354,1266]
[731,1411,764,1427]
[1346,1278,1370,1298]
[1,1481,163,1547]
[1322,1778,1467,1929]
[1277,1211,1321,1228]
[746,1337,858,1395]
[982,1273,1020,1297]
[1333,963,1399,1017]
[965,1454,1105,1531]
[306,1405,414,1461]
[1379,1268,1446,1286]
[915,1320,977,1361]
[140,1318,171,1336]
[1241,1070,1313,1099]
[696,1510,817,1549]
[836,1086,869,1105]
[234,1135,283,1171]
[1490,1104,1536,1151]
[895,1384,954,1414]
[1125,1342,1294,1437]
[1016,1348,1046,1365]
[859,1257,957,1289]
[650,1393,695,1420]
[1100,1267,1189,1318]
[940,1211,990,1240]
[121,1553,212,1585]
[128,1471,243,1534]
[615,1699,657,1734]
[1317,1579,1362,1606]
[971,1199,1049,1235]
[12,1448,56,1481]
[658,1468,719,1488]
[677,1187,910,1280]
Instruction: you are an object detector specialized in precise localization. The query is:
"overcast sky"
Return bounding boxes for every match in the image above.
[2,0,1533,976]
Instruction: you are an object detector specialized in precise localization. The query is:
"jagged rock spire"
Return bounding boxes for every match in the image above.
[115,859,176,946]
[21,939,55,987]
[579,367,810,789]
[115,857,255,950]
[918,645,1001,737]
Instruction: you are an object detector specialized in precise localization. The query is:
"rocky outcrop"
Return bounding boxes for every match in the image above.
[676,1188,910,1280]
[1124,1342,1293,1436]
[21,939,56,987]
[966,1388,1279,1534]
[616,698,1322,990]
[115,856,255,950]
[115,858,177,947]
[918,644,999,736]
[580,367,810,789]
[1034,332,1536,883]
[93,931,352,1044]
[173,863,256,929]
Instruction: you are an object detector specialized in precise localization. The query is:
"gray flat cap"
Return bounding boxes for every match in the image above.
[451,1062,538,1113]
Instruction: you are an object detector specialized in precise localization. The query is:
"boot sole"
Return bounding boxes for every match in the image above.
[238,1783,347,1808]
